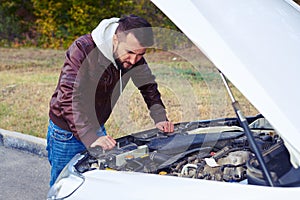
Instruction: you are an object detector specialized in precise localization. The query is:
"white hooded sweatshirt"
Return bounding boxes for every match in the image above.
[91,17,120,69]
[91,17,123,93]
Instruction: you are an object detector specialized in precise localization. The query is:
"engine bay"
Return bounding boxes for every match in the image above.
[74,115,299,186]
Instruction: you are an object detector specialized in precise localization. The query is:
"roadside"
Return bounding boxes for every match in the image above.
[0,128,47,157]
[0,128,50,200]
[0,145,50,200]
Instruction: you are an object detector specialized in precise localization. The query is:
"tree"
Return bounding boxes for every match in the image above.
[31,0,136,48]
[0,0,35,46]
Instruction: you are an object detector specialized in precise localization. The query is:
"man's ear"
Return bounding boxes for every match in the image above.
[113,34,118,45]
[113,34,118,52]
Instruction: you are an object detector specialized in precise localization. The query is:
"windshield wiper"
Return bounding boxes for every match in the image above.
[218,70,275,187]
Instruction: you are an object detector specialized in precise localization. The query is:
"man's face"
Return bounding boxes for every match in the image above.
[113,32,146,70]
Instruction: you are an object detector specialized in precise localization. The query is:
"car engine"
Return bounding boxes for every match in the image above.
[74,115,292,185]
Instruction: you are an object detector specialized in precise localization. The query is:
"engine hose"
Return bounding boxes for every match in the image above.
[175,160,187,172]
[181,164,198,177]
[213,146,243,160]
[195,161,206,179]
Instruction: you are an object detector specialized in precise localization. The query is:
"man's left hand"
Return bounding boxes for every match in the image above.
[155,121,174,133]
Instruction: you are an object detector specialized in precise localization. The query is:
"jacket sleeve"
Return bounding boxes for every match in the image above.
[130,60,168,124]
[54,37,100,147]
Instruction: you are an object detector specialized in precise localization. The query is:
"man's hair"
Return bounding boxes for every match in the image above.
[116,14,154,47]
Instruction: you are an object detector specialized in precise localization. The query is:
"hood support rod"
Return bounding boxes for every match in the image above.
[218,70,275,187]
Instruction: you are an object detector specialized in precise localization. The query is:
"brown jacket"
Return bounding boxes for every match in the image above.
[49,34,167,146]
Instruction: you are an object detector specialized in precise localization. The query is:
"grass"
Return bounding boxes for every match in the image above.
[0,47,63,137]
[0,47,258,139]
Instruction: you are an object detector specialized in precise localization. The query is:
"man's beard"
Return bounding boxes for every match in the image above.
[114,55,125,71]
[113,53,131,73]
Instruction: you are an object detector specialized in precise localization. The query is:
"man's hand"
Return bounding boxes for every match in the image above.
[90,135,116,150]
[155,121,174,133]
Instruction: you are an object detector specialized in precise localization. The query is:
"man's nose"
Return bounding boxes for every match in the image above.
[129,54,138,65]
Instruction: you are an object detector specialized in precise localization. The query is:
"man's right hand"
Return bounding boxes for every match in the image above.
[90,135,116,150]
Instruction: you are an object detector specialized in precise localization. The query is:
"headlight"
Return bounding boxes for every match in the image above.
[47,154,85,200]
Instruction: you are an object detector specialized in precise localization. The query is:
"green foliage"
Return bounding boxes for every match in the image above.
[130,0,176,29]
[1,0,180,49]
[30,0,169,48]
[0,0,35,47]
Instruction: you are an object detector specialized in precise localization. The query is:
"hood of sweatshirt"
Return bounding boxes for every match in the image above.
[91,17,120,69]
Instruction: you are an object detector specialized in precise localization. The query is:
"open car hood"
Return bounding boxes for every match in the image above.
[151,0,300,167]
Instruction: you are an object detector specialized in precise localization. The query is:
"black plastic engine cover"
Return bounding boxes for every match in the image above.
[147,131,244,155]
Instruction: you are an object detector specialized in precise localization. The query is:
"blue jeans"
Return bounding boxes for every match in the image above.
[46,120,87,186]
[46,120,107,186]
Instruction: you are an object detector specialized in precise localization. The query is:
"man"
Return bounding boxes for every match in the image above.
[46,15,174,186]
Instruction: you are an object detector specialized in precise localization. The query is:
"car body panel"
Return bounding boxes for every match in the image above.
[67,170,300,200]
[151,0,300,167]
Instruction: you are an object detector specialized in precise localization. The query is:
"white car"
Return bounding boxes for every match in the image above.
[47,0,300,199]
